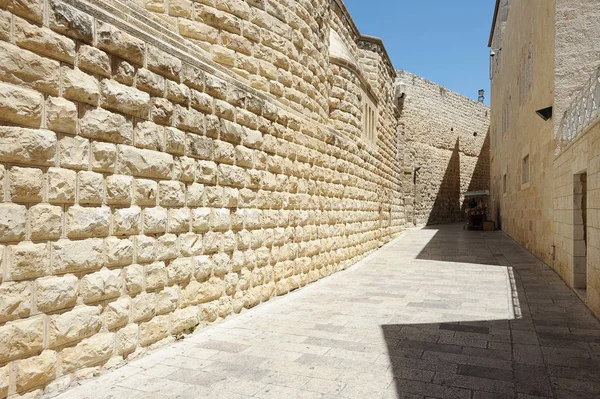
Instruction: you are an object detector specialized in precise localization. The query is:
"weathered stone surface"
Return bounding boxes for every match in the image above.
[134,121,164,151]
[145,262,167,291]
[123,264,143,294]
[62,66,99,105]
[29,204,62,240]
[9,166,43,202]
[60,136,89,169]
[78,45,111,77]
[0,364,7,398]
[158,180,185,207]
[48,0,93,42]
[91,142,117,173]
[0,41,59,94]
[52,238,106,273]
[96,22,144,65]
[117,324,138,355]
[156,286,178,314]
[117,145,173,179]
[134,178,158,206]
[47,167,76,204]
[147,45,182,80]
[0,82,43,127]
[47,97,77,134]
[3,0,43,23]
[15,350,57,392]
[0,281,31,323]
[170,306,198,334]
[77,171,103,205]
[106,175,133,205]
[113,206,141,236]
[35,274,78,312]
[80,107,132,144]
[8,242,48,281]
[139,315,168,346]
[132,292,155,322]
[0,203,27,243]
[0,127,56,166]
[101,79,151,118]
[0,316,44,362]
[104,297,130,329]
[14,15,76,63]
[80,268,121,303]
[66,206,110,239]
[60,333,114,373]
[47,305,102,347]
[143,206,167,234]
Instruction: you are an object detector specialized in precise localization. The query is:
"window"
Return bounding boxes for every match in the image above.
[363,94,378,145]
[502,103,509,136]
[503,173,507,195]
[522,154,530,185]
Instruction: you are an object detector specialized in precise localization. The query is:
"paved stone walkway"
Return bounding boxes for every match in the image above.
[55,224,600,399]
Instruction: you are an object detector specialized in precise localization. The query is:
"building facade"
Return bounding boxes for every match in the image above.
[489,0,600,316]
[0,0,488,396]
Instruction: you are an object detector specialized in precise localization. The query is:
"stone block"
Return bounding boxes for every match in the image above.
[212,252,231,276]
[135,235,156,264]
[0,41,59,95]
[47,305,102,348]
[187,183,204,206]
[15,350,57,392]
[91,142,117,173]
[210,208,231,231]
[117,145,173,179]
[60,136,89,170]
[8,242,48,280]
[187,134,214,160]
[197,160,217,184]
[96,22,144,65]
[214,140,235,164]
[105,237,133,267]
[132,292,155,322]
[156,286,178,315]
[14,15,76,63]
[139,315,169,346]
[104,297,130,329]
[0,81,43,127]
[191,207,210,232]
[123,264,143,295]
[52,238,105,273]
[0,9,9,41]
[35,274,77,313]
[171,306,198,334]
[0,127,56,166]
[134,121,164,151]
[0,281,31,323]
[113,206,141,236]
[145,261,167,291]
[159,180,185,207]
[47,167,76,204]
[29,204,62,240]
[81,268,121,303]
[178,19,219,44]
[143,206,167,234]
[80,107,132,144]
[168,208,190,233]
[48,0,93,43]
[47,97,77,134]
[0,364,7,398]
[101,79,150,118]
[78,45,110,77]
[59,333,114,373]
[0,316,44,363]
[113,58,135,85]
[167,257,193,284]
[194,255,213,282]
[156,234,178,260]
[66,206,110,238]
[166,80,189,104]
[134,178,158,206]
[136,68,165,96]
[179,232,203,256]
[106,175,133,205]
[0,203,27,243]
[4,0,43,23]
[62,66,99,105]
[9,166,43,202]
[147,45,181,80]
[117,324,138,355]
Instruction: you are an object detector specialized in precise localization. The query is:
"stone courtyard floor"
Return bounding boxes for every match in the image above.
[55,224,600,399]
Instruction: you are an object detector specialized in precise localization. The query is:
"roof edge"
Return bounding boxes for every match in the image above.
[488,0,501,47]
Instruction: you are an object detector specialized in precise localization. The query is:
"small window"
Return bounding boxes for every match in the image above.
[503,174,507,195]
[502,103,509,136]
[522,154,530,185]
[363,94,378,145]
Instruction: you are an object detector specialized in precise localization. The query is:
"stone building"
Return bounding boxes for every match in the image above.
[0,0,488,396]
[489,0,600,316]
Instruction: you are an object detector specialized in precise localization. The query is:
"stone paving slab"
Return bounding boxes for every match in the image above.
[53,224,600,399]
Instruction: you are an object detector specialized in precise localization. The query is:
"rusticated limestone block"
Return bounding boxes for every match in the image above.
[47,305,101,348]
[143,206,167,234]
[166,81,189,104]
[178,19,219,44]
[187,134,214,160]
[145,262,167,290]
[60,333,114,373]
[96,22,144,65]
[80,268,121,303]
[158,180,185,207]
[167,257,192,284]
[52,238,106,273]
[15,350,57,392]
[117,324,138,355]
[66,206,110,239]
[139,315,169,346]
[104,297,130,329]
[173,156,195,182]
[117,145,173,179]
[194,255,213,282]
[113,206,141,236]
[136,68,165,96]
[47,167,76,204]
[179,232,203,256]
[150,97,174,126]
[0,10,9,41]
[77,171,104,198]
[60,136,89,170]
[171,306,198,334]
[187,183,204,207]
[91,142,117,173]
[14,15,76,63]
[0,282,31,323]
[168,208,190,233]
[36,274,77,312]
[48,0,93,43]
[29,204,62,240]
[212,252,231,276]
[134,179,157,207]
[0,127,56,166]
[0,316,44,362]
[8,242,48,281]
[132,292,155,322]
[199,301,218,323]
[0,82,43,127]
[105,237,133,267]
[0,40,59,95]
[0,203,27,242]
[112,58,134,85]
[135,235,156,264]
[134,121,164,151]
[2,0,43,23]
[164,127,186,156]
[123,264,142,295]
[156,286,178,314]
[105,175,133,205]
[9,166,43,202]
[78,45,110,77]
[0,364,7,398]
[47,97,77,134]
[62,66,99,105]
[197,160,217,184]
[80,107,132,144]
[147,45,181,80]
[101,79,150,118]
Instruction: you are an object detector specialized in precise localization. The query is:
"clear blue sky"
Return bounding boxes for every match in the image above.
[343,0,495,105]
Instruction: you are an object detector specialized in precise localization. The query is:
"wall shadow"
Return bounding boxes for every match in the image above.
[426,138,461,225]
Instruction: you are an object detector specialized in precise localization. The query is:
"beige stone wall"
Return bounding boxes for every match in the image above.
[397,71,490,226]
[488,0,555,265]
[0,0,404,396]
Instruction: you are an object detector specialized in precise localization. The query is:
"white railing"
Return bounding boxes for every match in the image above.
[557,66,600,152]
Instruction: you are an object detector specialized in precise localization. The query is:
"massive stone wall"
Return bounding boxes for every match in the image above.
[397,71,490,226]
[0,0,405,396]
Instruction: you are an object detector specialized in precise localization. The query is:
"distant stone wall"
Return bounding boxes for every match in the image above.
[397,71,490,226]
[0,0,404,396]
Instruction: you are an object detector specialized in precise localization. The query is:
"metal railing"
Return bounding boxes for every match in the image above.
[557,66,600,152]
